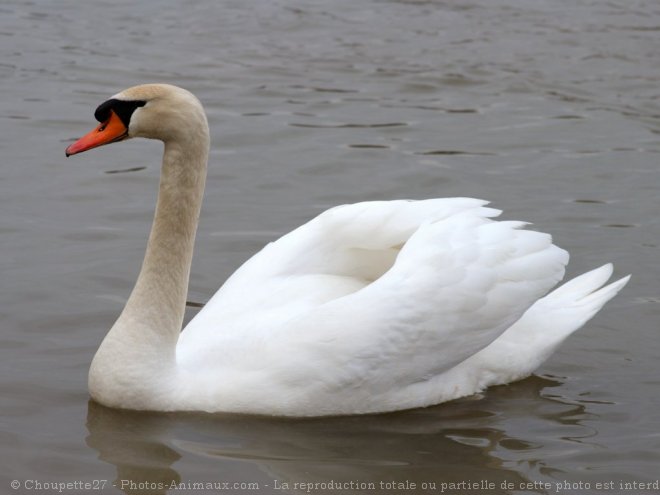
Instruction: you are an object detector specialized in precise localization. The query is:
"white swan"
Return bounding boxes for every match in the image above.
[66,84,629,416]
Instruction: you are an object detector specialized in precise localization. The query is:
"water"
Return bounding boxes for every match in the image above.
[2,0,659,493]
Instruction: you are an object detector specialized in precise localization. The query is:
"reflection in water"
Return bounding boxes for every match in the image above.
[86,376,588,494]
[86,405,182,495]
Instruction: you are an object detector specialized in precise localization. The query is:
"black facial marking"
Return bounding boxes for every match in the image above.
[94,98,146,127]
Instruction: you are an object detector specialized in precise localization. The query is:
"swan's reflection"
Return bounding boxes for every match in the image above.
[86,376,590,495]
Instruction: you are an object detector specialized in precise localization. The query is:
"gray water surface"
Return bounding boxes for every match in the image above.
[2,1,659,494]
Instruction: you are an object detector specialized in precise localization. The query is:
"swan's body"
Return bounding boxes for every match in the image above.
[66,84,629,416]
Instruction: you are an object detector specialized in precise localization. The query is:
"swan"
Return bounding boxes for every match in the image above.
[66,84,629,416]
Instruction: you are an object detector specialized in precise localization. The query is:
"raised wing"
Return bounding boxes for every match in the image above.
[178,199,569,415]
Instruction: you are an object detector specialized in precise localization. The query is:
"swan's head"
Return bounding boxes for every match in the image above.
[66,84,208,156]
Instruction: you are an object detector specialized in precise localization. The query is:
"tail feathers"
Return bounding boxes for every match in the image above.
[364,264,629,407]
[456,264,630,389]
[540,264,630,331]
[572,271,630,322]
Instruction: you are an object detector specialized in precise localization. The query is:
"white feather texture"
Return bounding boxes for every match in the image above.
[72,85,629,416]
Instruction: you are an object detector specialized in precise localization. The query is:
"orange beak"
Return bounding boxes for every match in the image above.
[65,110,129,156]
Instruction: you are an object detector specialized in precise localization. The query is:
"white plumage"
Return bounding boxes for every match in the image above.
[67,84,629,416]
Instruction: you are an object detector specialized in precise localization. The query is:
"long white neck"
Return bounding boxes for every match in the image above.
[124,138,208,347]
[89,120,209,408]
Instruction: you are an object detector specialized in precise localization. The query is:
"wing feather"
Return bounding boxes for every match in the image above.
[261,209,568,403]
[179,199,569,415]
